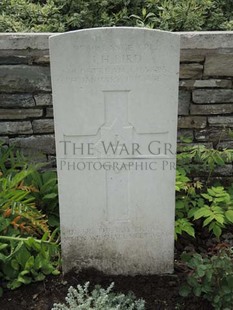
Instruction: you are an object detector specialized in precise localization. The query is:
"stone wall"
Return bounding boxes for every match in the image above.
[0,32,233,172]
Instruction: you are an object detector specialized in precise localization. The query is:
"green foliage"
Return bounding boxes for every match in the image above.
[180,248,233,309]
[0,0,66,32]
[26,170,59,228]
[175,144,233,240]
[52,282,145,310]
[194,186,233,238]
[0,0,232,32]
[0,234,60,293]
[131,0,213,31]
[0,142,60,295]
[0,145,50,237]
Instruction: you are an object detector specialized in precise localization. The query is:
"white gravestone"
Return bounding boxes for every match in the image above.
[49,28,180,275]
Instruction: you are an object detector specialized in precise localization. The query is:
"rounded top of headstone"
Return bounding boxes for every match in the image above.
[49,27,180,42]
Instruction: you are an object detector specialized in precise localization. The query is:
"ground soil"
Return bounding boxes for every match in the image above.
[1,267,212,310]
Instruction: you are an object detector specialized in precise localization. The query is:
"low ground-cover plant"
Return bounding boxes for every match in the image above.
[0,142,60,296]
[52,282,145,310]
[180,247,233,309]
[0,234,60,296]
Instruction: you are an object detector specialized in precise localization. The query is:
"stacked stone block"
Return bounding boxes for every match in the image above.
[0,32,232,175]
[178,32,233,178]
[0,34,55,162]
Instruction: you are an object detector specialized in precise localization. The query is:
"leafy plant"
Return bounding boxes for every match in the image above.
[175,143,233,240]
[180,248,233,309]
[130,8,159,28]
[193,186,233,238]
[0,234,60,296]
[0,145,50,238]
[0,0,232,32]
[25,170,59,228]
[52,282,145,310]
[0,142,60,295]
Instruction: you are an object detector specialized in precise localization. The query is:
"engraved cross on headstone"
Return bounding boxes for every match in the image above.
[64,89,168,223]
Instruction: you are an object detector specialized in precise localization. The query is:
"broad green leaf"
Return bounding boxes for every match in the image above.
[203,215,214,227]
[213,214,225,225]
[194,207,213,220]
[176,200,185,210]
[25,256,34,270]
[11,259,19,271]
[17,275,31,285]
[43,193,57,200]
[8,279,21,290]
[201,193,213,201]
[52,269,60,276]
[0,243,8,251]
[212,224,222,238]
[16,245,31,268]
[225,210,233,223]
[35,273,46,281]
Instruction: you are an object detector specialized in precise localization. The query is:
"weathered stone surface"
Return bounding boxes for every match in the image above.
[10,134,55,155]
[180,32,233,49]
[191,104,233,115]
[32,119,54,133]
[33,55,50,64]
[193,165,233,177]
[0,55,29,65]
[179,79,232,89]
[179,80,195,88]
[208,116,233,126]
[0,94,35,108]
[195,127,232,142]
[193,79,232,88]
[0,136,9,145]
[47,155,56,164]
[178,91,190,115]
[0,65,51,93]
[204,54,233,77]
[0,33,52,50]
[34,94,52,106]
[178,116,207,128]
[213,165,233,177]
[180,51,205,63]
[50,28,180,275]
[177,129,194,142]
[177,142,213,150]
[0,109,43,120]
[0,121,32,135]
[46,107,53,117]
[193,89,233,104]
[217,141,233,149]
[180,79,232,89]
[180,63,203,79]
[1,32,233,52]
